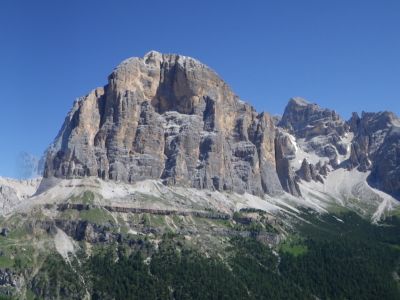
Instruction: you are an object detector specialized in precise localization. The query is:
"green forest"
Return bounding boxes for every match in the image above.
[26,211,400,300]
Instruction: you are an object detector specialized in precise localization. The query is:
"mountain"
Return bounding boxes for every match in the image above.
[1,51,400,299]
[42,51,399,216]
[43,51,281,196]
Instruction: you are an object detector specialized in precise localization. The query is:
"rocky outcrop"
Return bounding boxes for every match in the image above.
[56,203,231,220]
[297,159,313,182]
[296,159,324,183]
[44,51,282,196]
[55,220,119,244]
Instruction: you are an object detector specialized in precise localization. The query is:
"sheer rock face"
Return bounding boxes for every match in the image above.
[348,111,400,199]
[348,111,397,171]
[368,128,400,199]
[44,51,283,196]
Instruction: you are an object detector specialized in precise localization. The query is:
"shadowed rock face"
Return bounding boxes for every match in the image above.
[348,111,400,199]
[348,111,397,171]
[44,51,283,196]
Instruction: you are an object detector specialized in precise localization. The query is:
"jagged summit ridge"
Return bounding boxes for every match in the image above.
[276,97,400,200]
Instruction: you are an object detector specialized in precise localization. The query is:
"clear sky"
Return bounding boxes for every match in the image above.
[1,0,399,178]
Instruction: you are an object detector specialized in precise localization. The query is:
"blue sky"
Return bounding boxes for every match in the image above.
[1,0,399,178]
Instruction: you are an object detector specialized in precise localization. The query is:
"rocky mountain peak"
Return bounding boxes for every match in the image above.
[44,52,282,196]
[279,97,347,139]
[104,50,242,120]
[277,98,350,173]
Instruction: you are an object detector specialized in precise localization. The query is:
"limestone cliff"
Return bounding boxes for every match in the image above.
[44,51,282,195]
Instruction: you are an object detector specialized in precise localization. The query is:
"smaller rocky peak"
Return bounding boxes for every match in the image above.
[279,97,347,139]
